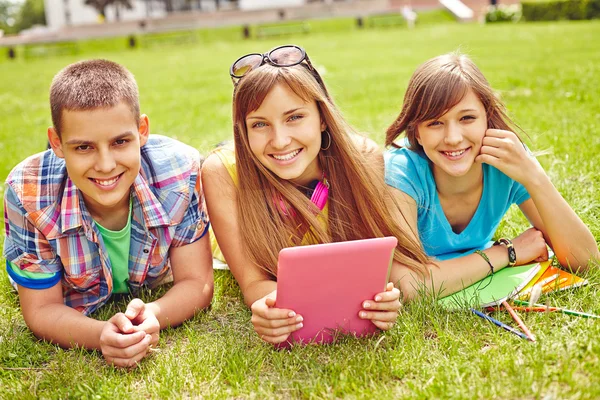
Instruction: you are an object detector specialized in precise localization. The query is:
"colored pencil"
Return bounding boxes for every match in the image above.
[513,300,600,319]
[502,300,536,342]
[485,306,559,313]
[470,308,530,341]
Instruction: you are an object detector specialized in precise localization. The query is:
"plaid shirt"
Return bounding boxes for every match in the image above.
[3,135,209,315]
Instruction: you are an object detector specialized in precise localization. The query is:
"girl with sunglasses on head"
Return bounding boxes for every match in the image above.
[202,45,429,344]
[384,52,599,297]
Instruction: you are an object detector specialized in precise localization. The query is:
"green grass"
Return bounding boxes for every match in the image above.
[1,19,600,399]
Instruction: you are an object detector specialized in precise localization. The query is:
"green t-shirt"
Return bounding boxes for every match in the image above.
[94,215,132,294]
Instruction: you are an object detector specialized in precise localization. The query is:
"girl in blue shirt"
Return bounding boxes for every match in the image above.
[384,52,598,297]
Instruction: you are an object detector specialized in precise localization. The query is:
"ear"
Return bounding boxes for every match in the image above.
[414,128,422,146]
[47,127,64,158]
[138,114,149,147]
[320,120,327,132]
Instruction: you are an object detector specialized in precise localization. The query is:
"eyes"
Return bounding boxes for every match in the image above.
[74,138,131,152]
[250,114,305,130]
[425,115,477,128]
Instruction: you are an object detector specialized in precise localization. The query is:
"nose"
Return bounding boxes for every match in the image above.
[270,125,293,150]
[444,122,463,146]
[94,148,117,173]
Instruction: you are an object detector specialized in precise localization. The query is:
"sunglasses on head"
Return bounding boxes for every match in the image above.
[229,45,329,98]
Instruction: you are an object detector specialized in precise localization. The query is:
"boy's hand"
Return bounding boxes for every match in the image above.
[99,312,152,368]
[512,228,549,265]
[124,298,160,347]
[251,290,303,344]
[476,129,545,187]
[359,282,401,331]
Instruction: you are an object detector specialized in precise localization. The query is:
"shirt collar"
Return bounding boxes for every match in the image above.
[60,173,174,234]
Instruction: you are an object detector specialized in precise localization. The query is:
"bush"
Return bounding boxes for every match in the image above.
[485,4,523,22]
[521,0,600,21]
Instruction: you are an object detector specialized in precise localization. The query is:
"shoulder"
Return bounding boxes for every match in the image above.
[384,146,432,204]
[384,146,429,178]
[141,134,200,168]
[202,144,237,186]
[5,150,67,213]
[140,135,200,187]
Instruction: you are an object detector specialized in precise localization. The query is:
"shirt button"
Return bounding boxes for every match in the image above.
[143,249,150,253]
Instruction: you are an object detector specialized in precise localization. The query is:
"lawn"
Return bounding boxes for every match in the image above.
[1,18,600,399]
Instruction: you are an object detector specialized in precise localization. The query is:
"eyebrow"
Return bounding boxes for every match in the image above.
[65,132,135,146]
[246,107,306,120]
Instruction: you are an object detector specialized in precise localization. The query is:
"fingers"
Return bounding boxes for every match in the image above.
[103,333,153,368]
[252,311,302,344]
[360,310,399,331]
[360,284,401,331]
[485,129,515,139]
[254,321,302,344]
[475,153,498,166]
[101,321,147,348]
[264,296,277,308]
[362,286,401,312]
[125,298,146,323]
[252,310,303,331]
[371,320,397,331]
[109,312,135,334]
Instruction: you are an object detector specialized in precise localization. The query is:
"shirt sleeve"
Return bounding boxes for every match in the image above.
[6,260,61,289]
[3,183,63,288]
[384,148,424,206]
[511,180,531,206]
[170,163,210,247]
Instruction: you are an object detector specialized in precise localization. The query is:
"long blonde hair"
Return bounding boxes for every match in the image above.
[232,63,428,278]
[386,52,522,149]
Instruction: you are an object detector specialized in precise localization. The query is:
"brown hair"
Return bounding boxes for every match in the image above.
[233,63,429,278]
[385,52,521,150]
[50,59,140,137]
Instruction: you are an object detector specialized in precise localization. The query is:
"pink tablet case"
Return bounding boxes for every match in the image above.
[276,236,398,345]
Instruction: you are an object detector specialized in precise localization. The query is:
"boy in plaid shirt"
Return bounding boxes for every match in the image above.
[3,60,214,367]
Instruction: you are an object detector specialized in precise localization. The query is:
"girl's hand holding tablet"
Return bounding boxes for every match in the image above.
[250,290,303,344]
[359,282,401,331]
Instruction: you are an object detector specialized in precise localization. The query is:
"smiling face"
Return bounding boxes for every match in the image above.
[48,101,149,220]
[246,83,325,186]
[416,89,488,179]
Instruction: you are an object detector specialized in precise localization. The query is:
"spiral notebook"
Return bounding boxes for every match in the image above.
[438,259,552,309]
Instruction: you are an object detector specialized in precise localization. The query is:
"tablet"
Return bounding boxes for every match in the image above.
[275,236,398,345]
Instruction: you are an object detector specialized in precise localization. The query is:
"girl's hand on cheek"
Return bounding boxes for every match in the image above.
[476,129,545,186]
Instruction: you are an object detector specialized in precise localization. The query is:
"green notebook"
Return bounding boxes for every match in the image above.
[438,262,543,309]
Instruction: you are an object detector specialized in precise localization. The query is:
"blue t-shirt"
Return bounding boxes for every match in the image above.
[384,146,531,260]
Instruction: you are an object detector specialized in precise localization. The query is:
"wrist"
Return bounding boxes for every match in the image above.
[494,238,516,266]
[483,245,510,271]
[522,168,551,191]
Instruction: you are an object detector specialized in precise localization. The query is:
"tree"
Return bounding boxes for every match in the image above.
[13,0,45,32]
[0,0,19,34]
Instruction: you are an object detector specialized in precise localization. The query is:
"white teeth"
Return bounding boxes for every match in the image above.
[444,149,466,157]
[272,149,300,161]
[93,176,119,186]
